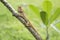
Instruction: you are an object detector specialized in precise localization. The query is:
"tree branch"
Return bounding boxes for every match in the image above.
[0,0,42,40]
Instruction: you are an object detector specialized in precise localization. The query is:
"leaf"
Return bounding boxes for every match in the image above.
[28,4,40,17]
[42,0,52,13]
[50,8,60,24]
[42,1,52,19]
[40,11,48,25]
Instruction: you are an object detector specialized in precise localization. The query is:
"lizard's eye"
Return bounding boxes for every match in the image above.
[18,6,23,13]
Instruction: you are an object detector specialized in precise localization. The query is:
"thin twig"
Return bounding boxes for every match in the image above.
[46,27,49,40]
[0,0,42,40]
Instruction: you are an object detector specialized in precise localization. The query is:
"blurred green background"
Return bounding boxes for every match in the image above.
[0,0,60,40]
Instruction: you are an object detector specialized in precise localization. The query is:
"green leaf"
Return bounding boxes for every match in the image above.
[50,8,60,24]
[28,4,40,17]
[40,11,48,25]
[42,1,52,19]
[42,1,52,13]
